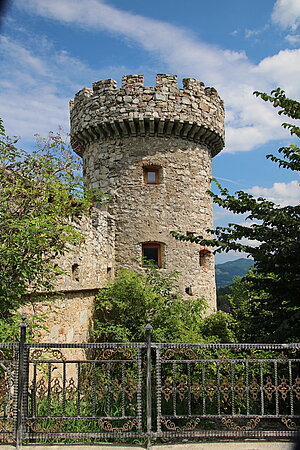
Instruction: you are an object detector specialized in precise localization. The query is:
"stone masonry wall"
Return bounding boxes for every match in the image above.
[21,208,115,346]
[54,208,115,293]
[84,136,216,308]
[70,74,224,156]
[70,74,225,310]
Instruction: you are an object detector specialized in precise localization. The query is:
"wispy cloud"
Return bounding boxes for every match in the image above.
[2,0,300,152]
[271,0,300,31]
[244,25,269,40]
[285,34,300,46]
[0,31,131,143]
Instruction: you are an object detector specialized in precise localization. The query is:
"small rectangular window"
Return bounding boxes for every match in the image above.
[143,167,159,184]
[142,243,161,267]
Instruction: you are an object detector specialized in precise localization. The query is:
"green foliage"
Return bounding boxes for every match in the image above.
[93,268,236,343]
[0,312,47,342]
[218,269,297,343]
[201,310,236,343]
[173,89,300,342]
[0,119,103,323]
[217,285,232,312]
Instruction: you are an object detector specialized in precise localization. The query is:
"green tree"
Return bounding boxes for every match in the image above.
[0,120,101,322]
[172,89,300,342]
[93,267,236,343]
[218,269,275,342]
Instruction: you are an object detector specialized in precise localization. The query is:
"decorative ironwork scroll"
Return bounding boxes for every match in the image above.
[222,417,261,431]
[98,419,138,433]
[30,348,65,361]
[95,348,135,360]
[282,418,298,430]
[161,418,200,431]
[293,376,300,400]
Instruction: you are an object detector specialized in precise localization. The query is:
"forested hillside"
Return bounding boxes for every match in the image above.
[215,258,253,289]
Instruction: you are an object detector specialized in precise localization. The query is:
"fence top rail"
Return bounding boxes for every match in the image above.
[0,341,299,350]
[153,342,300,350]
[24,342,146,349]
[0,342,19,349]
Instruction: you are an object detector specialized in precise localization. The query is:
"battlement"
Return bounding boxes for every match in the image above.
[70,74,225,156]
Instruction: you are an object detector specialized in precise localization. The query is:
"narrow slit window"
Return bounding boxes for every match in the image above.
[199,247,211,267]
[72,263,80,281]
[142,243,161,267]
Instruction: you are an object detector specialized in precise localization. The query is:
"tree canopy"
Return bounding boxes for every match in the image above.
[172,88,300,342]
[0,120,100,319]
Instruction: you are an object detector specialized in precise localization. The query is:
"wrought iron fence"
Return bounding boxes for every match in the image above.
[0,320,299,449]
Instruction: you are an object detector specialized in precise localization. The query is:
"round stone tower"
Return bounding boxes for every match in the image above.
[70,74,225,310]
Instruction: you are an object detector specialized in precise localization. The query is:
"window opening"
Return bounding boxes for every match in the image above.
[142,243,161,267]
[71,263,80,282]
[143,167,160,184]
[199,246,211,267]
[185,286,193,296]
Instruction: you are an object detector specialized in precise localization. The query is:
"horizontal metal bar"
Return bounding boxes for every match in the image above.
[160,358,300,363]
[0,343,19,348]
[160,414,300,419]
[29,359,139,363]
[28,415,139,420]
[153,342,300,350]
[25,342,146,349]
[156,430,297,438]
[24,431,146,438]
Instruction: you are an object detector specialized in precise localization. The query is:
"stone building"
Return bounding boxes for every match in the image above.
[24,74,224,344]
[70,74,224,305]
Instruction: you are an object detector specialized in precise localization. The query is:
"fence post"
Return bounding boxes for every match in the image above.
[145,322,153,450]
[16,316,27,449]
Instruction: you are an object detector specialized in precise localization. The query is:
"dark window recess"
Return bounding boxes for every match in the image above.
[186,231,195,237]
[143,167,160,184]
[185,286,193,296]
[142,243,161,267]
[71,263,80,282]
[199,247,211,267]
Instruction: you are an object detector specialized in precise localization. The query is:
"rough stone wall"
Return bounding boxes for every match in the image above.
[70,74,224,157]
[22,290,96,378]
[21,208,115,345]
[84,136,216,308]
[54,208,115,293]
[70,74,225,310]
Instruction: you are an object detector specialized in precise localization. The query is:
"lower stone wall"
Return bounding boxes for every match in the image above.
[22,290,97,344]
[19,207,114,365]
[21,290,98,379]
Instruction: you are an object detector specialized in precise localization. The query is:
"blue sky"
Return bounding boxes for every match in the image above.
[0,0,299,263]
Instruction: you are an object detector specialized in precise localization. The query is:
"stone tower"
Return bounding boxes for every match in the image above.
[70,74,225,310]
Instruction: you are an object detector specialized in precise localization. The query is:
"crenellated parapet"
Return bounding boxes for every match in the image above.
[70,74,225,156]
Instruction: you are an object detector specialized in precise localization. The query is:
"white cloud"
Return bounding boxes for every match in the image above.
[253,49,300,98]
[271,0,300,30]
[3,0,300,152]
[0,33,130,142]
[248,180,300,206]
[285,34,300,45]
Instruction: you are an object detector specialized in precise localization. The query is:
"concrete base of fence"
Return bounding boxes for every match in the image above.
[0,441,294,450]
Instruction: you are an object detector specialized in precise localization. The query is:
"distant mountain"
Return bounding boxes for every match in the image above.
[215,258,254,289]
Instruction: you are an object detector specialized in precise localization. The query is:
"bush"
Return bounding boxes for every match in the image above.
[93,268,236,343]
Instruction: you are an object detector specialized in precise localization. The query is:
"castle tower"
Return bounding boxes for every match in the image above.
[70,74,225,310]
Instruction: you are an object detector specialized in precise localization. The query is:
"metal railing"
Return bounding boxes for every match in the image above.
[0,320,299,449]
